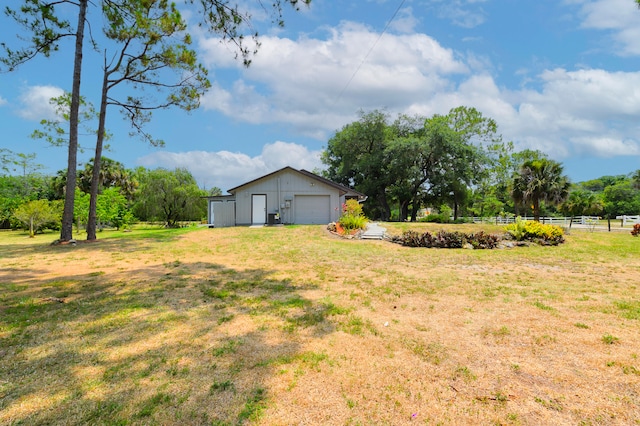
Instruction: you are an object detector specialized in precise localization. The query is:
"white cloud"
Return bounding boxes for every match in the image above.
[393,67,640,160]
[389,7,420,34]
[570,135,640,157]
[137,141,323,190]
[196,15,640,166]
[17,85,64,121]
[537,68,640,119]
[503,68,640,158]
[576,0,640,56]
[430,0,488,29]
[0,95,7,106]
[199,21,468,139]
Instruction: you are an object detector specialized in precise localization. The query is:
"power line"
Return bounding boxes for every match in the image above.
[336,0,407,102]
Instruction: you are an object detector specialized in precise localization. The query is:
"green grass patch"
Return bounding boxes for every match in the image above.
[339,315,366,335]
[256,351,330,371]
[1,298,49,330]
[404,339,448,365]
[237,387,267,423]
[532,300,555,311]
[210,380,235,393]
[212,339,241,357]
[534,396,564,411]
[201,288,235,300]
[83,400,124,424]
[271,295,311,310]
[217,314,235,325]
[454,366,477,382]
[137,392,173,418]
[614,300,640,320]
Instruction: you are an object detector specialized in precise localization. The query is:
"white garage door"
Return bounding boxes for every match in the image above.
[294,195,331,224]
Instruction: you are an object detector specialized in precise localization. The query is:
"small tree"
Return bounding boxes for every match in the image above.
[96,187,135,230]
[14,199,60,237]
[134,168,206,227]
[338,199,367,233]
[73,188,90,233]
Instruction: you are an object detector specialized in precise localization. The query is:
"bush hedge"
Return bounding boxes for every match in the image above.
[392,229,500,249]
[391,219,565,249]
[505,218,564,245]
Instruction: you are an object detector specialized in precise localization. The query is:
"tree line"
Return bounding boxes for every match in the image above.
[2,0,309,242]
[321,108,640,222]
[1,150,218,236]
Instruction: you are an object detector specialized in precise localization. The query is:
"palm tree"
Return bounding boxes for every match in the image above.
[561,189,604,226]
[631,169,640,190]
[78,157,138,200]
[512,159,570,221]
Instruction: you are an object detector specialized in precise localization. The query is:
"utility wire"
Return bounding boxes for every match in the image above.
[336,0,407,102]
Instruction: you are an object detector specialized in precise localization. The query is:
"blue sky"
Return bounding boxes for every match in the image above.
[1,0,640,192]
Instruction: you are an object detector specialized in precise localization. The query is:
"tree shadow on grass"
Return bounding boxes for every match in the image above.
[0,227,191,261]
[0,259,341,425]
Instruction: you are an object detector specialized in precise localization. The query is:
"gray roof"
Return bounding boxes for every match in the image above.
[227,166,366,199]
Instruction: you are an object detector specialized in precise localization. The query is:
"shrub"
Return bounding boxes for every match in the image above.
[505,218,564,245]
[399,230,437,247]
[395,222,563,249]
[395,230,499,249]
[468,231,500,249]
[435,230,465,248]
[342,199,364,217]
[397,230,421,247]
[337,199,367,233]
[505,217,527,241]
[420,213,451,224]
[631,224,640,237]
[338,214,367,232]
[419,205,454,223]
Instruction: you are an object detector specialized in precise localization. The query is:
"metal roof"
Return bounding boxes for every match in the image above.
[226,166,366,199]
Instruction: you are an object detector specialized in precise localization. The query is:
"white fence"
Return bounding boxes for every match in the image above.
[616,215,640,226]
[464,216,603,226]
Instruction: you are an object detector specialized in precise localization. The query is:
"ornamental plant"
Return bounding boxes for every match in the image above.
[338,199,367,233]
[392,230,499,249]
[505,218,565,245]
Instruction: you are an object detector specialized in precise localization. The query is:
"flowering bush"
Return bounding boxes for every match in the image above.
[338,199,367,233]
[505,218,564,245]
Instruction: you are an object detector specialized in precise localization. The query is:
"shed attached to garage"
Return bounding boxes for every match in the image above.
[205,166,366,227]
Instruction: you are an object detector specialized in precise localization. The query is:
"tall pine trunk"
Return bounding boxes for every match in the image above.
[60,0,88,241]
[87,65,109,241]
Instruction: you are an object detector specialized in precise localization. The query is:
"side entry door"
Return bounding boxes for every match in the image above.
[252,194,266,225]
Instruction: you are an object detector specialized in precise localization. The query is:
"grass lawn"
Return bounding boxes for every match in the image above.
[1,224,639,425]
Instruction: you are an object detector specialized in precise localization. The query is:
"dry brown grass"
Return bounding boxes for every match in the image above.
[1,223,639,425]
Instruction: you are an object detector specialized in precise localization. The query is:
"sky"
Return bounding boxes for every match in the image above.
[1,0,640,193]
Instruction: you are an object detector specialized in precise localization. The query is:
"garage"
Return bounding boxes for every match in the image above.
[294,195,331,224]
[206,167,366,227]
